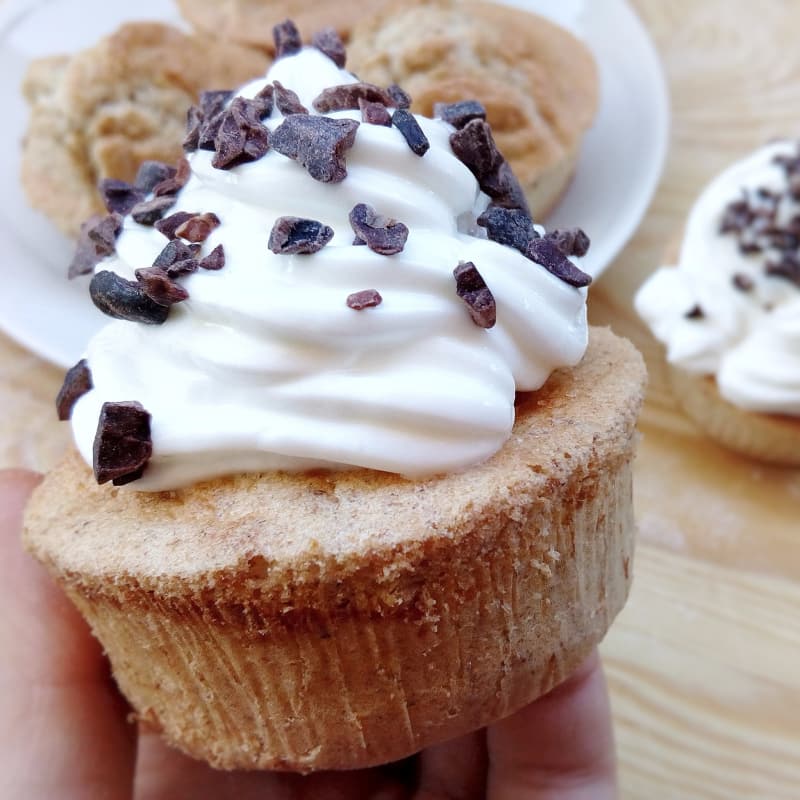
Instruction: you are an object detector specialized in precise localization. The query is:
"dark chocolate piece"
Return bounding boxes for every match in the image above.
[269,216,334,254]
[453,261,496,329]
[545,228,591,258]
[312,82,394,113]
[174,212,221,243]
[130,195,176,225]
[165,259,200,278]
[184,105,204,152]
[732,272,755,292]
[313,27,346,68]
[272,115,359,183]
[152,239,201,269]
[56,359,92,421]
[212,97,270,170]
[349,203,408,255]
[134,161,176,194]
[392,109,429,156]
[155,211,195,240]
[273,19,302,58]
[766,254,800,287]
[434,100,487,129]
[346,289,382,310]
[134,266,190,306]
[685,304,705,319]
[274,80,308,115]
[98,179,145,215]
[199,244,226,270]
[197,90,235,151]
[90,270,170,324]
[68,213,123,278]
[253,83,275,119]
[526,238,592,288]
[477,205,539,254]
[359,98,392,126]
[479,160,531,214]
[93,401,152,485]
[386,84,411,109]
[153,157,191,196]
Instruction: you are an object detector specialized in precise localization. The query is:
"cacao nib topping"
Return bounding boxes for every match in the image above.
[359,98,392,126]
[349,203,409,255]
[766,254,800,286]
[685,304,705,319]
[174,212,221,243]
[392,109,429,156]
[212,97,270,170]
[98,179,145,215]
[454,261,496,329]
[165,258,200,278]
[93,401,152,486]
[134,266,190,307]
[732,272,755,291]
[347,289,382,310]
[153,239,201,269]
[545,228,591,258]
[130,195,176,225]
[273,80,309,115]
[387,84,411,109]
[450,121,529,213]
[253,83,275,119]
[526,238,592,288]
[353,235,367,246]
[153,157,191,196]
[56,359,93,421]
[90,270,170,325]
[134,161,176,194]
[271,115,359,183]
[273,19,302,58]
[312,82,394,113]
[199,244,226,270]
[435,100,487,130]
[477,205,539,254]
[197,90,235,150]
[269,216,334,254]
[68,213,123,278]
[155,211,195,240]
[184,105,203,152]
[313,27,346,68]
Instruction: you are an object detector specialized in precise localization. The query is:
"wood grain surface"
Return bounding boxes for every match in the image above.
[1,1,799,798]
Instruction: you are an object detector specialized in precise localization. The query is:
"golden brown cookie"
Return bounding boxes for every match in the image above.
[347,0,599,220]
[21,22,270,237]
[175,0,395,50]
[24,327,645,772]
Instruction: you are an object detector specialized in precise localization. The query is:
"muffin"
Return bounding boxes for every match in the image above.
[21,22,269,237]
[347,0,599,220]
[24,23,645,772]
[635,141,800,466]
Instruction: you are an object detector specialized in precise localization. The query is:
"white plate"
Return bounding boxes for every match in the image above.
[0,0,668,368]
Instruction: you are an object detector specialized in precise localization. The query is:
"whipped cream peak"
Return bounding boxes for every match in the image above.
[635,140,800,416]
[63,40,590,490]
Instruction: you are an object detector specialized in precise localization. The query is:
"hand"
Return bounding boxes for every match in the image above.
[0,469,616,799]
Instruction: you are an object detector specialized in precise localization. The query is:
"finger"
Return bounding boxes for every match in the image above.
[486,649,616,800]
[0,469,136,800]
[414,729,486,799]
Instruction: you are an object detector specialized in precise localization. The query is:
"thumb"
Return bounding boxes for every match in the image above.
[486,649,617,799]
[0,469,136,800]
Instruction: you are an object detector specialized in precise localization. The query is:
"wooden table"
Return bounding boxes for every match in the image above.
[1,2,798,797]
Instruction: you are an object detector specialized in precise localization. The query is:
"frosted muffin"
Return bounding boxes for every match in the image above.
[636,141,800,466]
[25,23,645,772]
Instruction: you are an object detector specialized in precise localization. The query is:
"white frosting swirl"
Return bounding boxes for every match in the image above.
[635,140,800,416]
[71,48,589,490]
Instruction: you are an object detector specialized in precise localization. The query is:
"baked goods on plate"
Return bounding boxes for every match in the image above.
[635,141,800,466]
[24,22,645,771]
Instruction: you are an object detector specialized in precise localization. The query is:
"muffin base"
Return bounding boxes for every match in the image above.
[24,327,645,772]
